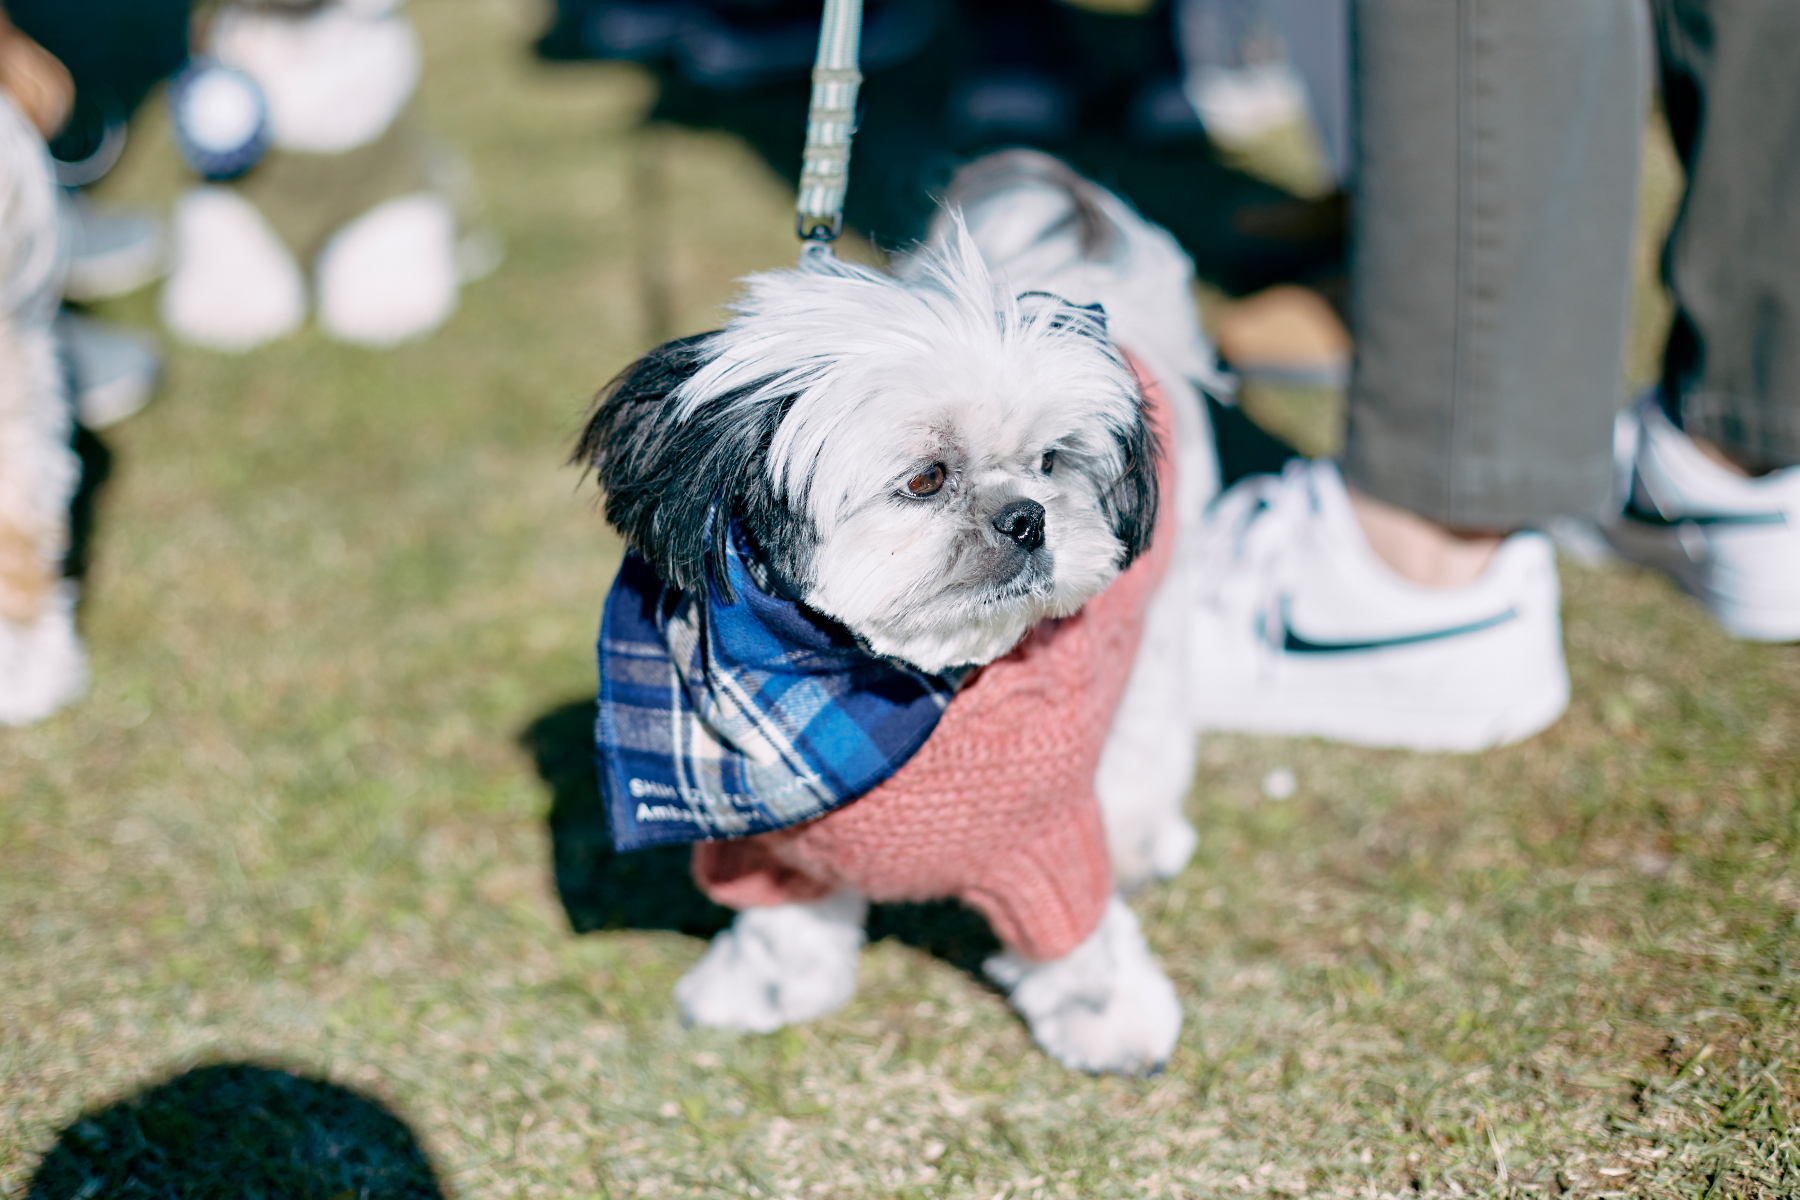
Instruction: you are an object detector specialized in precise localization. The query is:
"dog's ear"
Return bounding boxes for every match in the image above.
[573,333,791,596]
[1102,394,1160,570]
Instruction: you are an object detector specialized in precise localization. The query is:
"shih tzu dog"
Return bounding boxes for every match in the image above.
[0,89,86,726]
[577,150,1216,1073]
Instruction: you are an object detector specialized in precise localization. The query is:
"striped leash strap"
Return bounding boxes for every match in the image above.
[795,0,863,259]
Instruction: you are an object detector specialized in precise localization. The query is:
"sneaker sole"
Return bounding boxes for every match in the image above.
[1196,672,1569,753]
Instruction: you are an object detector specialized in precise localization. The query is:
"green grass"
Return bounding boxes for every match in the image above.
[4,3,1799,1196]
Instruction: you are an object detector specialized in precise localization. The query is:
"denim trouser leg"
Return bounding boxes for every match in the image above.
[1342,0,1650,530]
[1655,0,1800,469]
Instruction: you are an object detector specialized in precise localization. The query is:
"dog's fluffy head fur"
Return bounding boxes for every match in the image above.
[577,225,1157,673]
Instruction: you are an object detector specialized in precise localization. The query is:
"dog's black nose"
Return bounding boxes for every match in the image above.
[992,499,1046,552]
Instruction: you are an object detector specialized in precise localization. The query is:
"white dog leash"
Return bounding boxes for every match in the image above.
[796,0,863,260]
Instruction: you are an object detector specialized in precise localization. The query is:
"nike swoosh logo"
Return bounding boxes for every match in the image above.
[1266,595,1520,655]
[1622,491,1787,529]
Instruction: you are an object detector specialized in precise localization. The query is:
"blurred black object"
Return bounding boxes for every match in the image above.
[24,1062,447,1200]
[539,0,1344,295]
[7,0,192,181]
[63,423,112,586]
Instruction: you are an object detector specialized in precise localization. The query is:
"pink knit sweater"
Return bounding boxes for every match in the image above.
[693,361,1177,962]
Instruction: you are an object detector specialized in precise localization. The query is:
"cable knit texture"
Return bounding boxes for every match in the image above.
[693,359,1177,962]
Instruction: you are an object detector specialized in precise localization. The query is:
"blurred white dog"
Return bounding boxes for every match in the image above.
[0,89,85,725]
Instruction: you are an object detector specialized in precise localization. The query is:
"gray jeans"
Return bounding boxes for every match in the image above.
[1341,0,1800,530]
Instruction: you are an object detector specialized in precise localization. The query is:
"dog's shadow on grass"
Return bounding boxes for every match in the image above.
[520,700,1004,976]
[23,1060,446,1199]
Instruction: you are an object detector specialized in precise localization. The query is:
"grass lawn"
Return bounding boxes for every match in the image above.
[4,2,1798,1196]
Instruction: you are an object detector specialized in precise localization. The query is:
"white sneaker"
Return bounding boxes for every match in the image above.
[1190,459,1569,752]
[55,312,161,429]
[60,193,166,302]
[1605,393,1800,642]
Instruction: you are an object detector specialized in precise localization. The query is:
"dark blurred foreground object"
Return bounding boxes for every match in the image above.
[24,1061,448,1200]
[5,0,191,182]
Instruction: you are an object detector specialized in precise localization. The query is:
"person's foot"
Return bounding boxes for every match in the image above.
[59,192,165,302]
[1190,458,1569,751]
[1604,393,1800,643]
[55,312,161,429]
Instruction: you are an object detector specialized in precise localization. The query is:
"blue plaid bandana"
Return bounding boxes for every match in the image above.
[593,524,967,852]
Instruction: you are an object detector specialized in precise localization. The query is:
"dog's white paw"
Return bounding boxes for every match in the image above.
[985,896,1180,1075]
[675,891,867,1034]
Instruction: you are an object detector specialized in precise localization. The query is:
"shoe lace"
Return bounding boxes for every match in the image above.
[1194,458,1321,609]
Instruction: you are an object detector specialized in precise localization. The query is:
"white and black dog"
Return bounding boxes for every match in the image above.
[577,151,1217,1072]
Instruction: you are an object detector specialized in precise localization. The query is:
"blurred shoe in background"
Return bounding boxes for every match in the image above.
[1605,393,1800,643]
[55,312,160,430]
[60,191,165,302]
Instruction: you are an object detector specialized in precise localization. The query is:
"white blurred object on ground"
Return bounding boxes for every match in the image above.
[161,186,305,352]
[213,0,420,153]
[164,1,469,350]
[316,192,457,346]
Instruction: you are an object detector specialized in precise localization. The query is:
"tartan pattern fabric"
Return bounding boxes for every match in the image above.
[594,525,965,852]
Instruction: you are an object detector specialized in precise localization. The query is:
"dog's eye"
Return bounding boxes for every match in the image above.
[1041,449,1056,475]
[906,463,947,497]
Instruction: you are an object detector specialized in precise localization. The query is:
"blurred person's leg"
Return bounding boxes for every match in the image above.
[1343,0,1647,541]
[1192,0,1650,750]
[1606,0,1800,641]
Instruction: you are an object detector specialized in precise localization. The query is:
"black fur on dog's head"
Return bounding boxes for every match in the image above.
[573,332,813,603]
